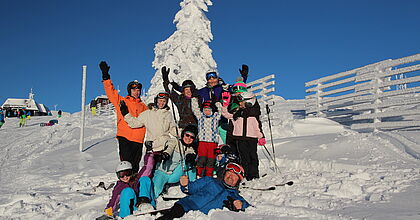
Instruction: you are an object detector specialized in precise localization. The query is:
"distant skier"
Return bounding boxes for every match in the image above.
[100,61,148,173]
[90,99,97,116]
[57,110,62,118]
[0,108,5,128]
[161,66,198,129]
[104,161,155,218]
[18,109,27,127]
[157,162,249,220]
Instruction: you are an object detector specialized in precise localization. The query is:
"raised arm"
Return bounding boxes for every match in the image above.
[190,97,202,118]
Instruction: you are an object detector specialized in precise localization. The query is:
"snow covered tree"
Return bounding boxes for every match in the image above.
[146,0,217,98]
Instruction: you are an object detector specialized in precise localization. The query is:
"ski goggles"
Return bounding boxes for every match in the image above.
[206,72,218,80]
[130,84,141,89]
[157,92,169,98]
[232,85,247,93]
[117,170,132,178]
[184,132,195,140]
[225,163,244,180]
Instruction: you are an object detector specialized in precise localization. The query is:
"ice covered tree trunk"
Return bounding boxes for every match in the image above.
[146,0,217,99]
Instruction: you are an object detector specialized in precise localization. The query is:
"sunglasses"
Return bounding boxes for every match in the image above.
[117,170,132,178]
[157,92,169,98]
[225,163,244,178]
[206,72,218,80]
[184,133,195,139]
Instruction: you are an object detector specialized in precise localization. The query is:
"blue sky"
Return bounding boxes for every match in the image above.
[1,0,419,113]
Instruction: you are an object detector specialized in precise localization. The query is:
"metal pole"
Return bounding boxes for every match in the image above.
[79,65,87,152]
[265,104,278,172]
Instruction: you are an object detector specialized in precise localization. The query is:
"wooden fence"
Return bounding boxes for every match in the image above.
[305,54,420,131]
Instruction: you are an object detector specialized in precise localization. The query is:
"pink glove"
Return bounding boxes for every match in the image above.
[221,91,231,107]
[258,138,266,146]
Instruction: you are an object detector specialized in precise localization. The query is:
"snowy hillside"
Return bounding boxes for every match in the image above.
[0,107,419,219]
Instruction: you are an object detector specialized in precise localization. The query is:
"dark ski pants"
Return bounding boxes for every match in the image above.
[236,139,259,181]
[117,136,143,173]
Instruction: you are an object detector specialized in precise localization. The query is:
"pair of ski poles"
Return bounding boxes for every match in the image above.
[264,104,279,172]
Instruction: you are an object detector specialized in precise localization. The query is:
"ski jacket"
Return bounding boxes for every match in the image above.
[170,91,197,129]
[163,83,198,129]
[0,111,4,121]
[106,173,141,211]
[191,98,222,143]
[103,79,148,143]
[177,176,249,214]
[221,104,264,140]
[198,84,223,104]
[124,105,177,153]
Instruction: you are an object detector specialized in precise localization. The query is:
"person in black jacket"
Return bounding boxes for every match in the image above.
[162,66,198,129]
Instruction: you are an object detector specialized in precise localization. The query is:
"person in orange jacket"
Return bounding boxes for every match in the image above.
[100,61,148,173]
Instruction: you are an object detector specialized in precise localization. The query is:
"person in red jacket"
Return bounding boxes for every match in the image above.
[100,61,148,173]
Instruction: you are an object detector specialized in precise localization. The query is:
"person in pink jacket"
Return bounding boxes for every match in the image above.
[221,91,266,181]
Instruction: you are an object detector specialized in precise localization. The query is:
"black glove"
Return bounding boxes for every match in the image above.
[119,101,129,116]
[192,89,200,98]
[161,66,170,82]
[161,152,170,161]
[185,153,196,165]
[170,82,182,92]
[239,64,248,78]
[223,196,239,212]
[144,141,153,152]
[99,61,110,80]
[155,152,170,163]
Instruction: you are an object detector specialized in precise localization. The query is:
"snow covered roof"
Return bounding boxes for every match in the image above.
[1,98,48,113]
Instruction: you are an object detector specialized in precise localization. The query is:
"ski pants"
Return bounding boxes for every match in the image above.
[196,141,217,177]
[236,139,259,181]
[153,162,196,197]
[19,117,27,127]
[117,136,143,173]
[119,176,156,218]
[138,151,156,178]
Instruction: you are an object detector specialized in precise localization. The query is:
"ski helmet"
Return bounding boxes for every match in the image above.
[127,80,142,96]
[221,162,245,189]
[232,81,248,93]
[154,92,170,109]
[181,80,196,92]
[202,100,212,110]
[237,91,256,107]
[214,144,232,155]
[115,161,132,173]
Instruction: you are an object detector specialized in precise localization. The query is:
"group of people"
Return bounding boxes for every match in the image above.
[100,61,266,219]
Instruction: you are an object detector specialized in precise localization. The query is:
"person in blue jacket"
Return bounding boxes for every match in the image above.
[157,162,250,219]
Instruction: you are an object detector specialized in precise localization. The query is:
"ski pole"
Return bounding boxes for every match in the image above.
[265,104,278,172]
[169,93,187,175]
[263,145,280,171]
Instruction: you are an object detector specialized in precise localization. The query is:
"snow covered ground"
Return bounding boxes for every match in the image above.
[0,109,419,219]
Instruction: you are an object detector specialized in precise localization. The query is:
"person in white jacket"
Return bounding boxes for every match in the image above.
[120,92,178,180]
